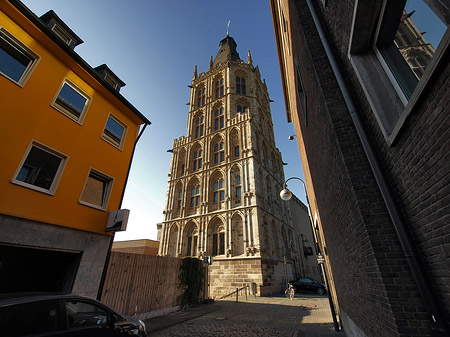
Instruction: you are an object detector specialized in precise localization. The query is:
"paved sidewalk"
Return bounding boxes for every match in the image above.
[144,294,346,337]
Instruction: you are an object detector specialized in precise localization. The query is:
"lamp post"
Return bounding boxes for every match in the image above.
[280,177,340,332]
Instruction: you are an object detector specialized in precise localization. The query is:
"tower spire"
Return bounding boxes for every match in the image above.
[247,50,253,65]
[210,56,214,70]
[193,65,197,80]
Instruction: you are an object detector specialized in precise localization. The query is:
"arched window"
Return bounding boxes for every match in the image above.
[236,77,246,95]
[197,87,205,107]
[174,183,183,218]
[237,105,248,114]
[231,166,242,207]
[235,175,242,200]
[177,189,183,209]
[215,78,224,98]
[213,179,225,202]
[208,220,225,256]
[190,184,200,207]
[232,214,244,256]
[192,149,202,171]
[168,224,178,257]
[230,129,240,160]
[194,115,204,139]
[176,148,186,177]
[214,108,224,131]
[213,141,224,165]
[184,224,198,257]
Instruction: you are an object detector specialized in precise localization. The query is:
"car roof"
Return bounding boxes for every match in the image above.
[0,293,95,307]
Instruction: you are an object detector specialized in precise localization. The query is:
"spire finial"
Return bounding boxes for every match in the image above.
[247,50,253,65]
[226,20,231,36]
[193,65,197,80]
[210,56,213,70]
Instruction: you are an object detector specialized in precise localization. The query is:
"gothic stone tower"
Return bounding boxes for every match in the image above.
[159,35,297,297]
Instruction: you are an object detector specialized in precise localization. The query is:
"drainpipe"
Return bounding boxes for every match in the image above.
[97,123,149,300]
[304,0,448,334]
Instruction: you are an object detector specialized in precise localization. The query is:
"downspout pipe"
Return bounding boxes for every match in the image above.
[305,0,448,334]
[97,122,150,300]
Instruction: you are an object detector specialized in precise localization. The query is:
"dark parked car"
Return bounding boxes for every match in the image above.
[0,293,146,336]
[289,277,327,295]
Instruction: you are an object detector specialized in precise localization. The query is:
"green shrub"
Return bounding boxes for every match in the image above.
[178,257,204,308]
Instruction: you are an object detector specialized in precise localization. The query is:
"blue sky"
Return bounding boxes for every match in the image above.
[22,0,307,241]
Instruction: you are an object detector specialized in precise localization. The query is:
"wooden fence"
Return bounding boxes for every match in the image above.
[100,252,183,318]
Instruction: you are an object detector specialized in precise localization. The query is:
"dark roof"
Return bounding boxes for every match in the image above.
[95,64,126,89]
[39,10,83,48]
[8,0,150,125]
[213,35,241,67]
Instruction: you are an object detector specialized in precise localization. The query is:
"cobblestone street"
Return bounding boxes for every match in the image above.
[147,294,345,337]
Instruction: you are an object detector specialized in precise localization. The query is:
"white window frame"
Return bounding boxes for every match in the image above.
[79,168,114,211]
[11,140,68,195]
[51,79,91,124]
[101,113,128,150]
[348,0,449,145]
[0,27,40,87]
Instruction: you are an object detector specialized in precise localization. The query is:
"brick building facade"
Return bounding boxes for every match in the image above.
[271,0,449,336]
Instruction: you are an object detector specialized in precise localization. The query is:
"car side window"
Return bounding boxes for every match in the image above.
[0,300,59,336]
[65,300,110,329]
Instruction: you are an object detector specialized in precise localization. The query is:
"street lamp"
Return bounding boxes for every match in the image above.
[280,176,340,332]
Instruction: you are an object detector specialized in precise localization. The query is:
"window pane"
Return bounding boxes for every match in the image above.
[0,301,59,336]
[17,146,62,190]
[378,0,447,99]
[236,186,242,198]
[104,117,125,145]
[236,175,241,185]
[214,192,218,202]
[213,234,218,256]
[219,233,225,254]
[235,146,240,158]
[81,172,110,207]
[66,300,109,328]
[55,83,87,118]
[220,191,225,201]
[214,180,218,190]
[0,33,33,82]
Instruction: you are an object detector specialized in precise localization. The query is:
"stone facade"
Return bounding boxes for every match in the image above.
[158,35,305,297]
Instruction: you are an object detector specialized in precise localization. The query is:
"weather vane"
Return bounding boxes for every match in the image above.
[227,20,231,36]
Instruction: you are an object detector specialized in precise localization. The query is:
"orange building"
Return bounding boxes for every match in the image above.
[0,0,150,298]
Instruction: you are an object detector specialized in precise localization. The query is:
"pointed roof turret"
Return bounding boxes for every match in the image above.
[247,50,253,65]
[213,35,241,67]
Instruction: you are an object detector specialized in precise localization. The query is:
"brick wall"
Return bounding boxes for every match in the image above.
[285,0,450,335]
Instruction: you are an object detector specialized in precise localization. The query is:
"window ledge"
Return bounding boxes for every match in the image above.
[78,200,107,211]
[101,135,124,151]
[11,179,56,195]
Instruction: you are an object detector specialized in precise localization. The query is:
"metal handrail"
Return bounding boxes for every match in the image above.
[219,285,251,302]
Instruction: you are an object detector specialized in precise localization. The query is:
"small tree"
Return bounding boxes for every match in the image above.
[178,257,204,308]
